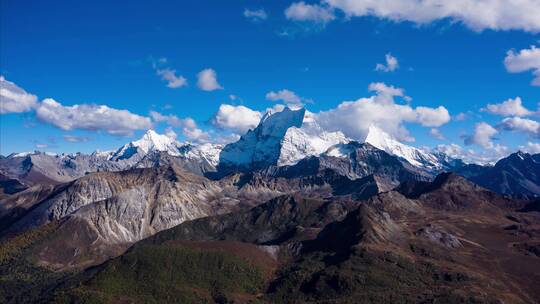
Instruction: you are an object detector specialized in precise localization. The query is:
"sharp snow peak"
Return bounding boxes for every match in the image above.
[219,107,350,169]
[364,125,442,170]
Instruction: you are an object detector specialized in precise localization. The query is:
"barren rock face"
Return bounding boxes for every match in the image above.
[8,166,231,243]
[415,225,462,249]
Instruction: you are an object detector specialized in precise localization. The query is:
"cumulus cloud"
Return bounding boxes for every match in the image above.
[434,144,464,159]
[429,128,445,140]
[150,110,211,142]
[197,68,223,91]
[63,135,90,143]
[212,104,262,134]
[285,1,335,23]
[214,133,242,145]
[265,89,309,107]
[35,98,152,136]
[181,117,211,143]
[375,53,399,72]
[481,97,533,117]
[519,142,540,154]
[464,122,498,148]
[499,117,540,137]
[324,0,540,32]
[367,82,409,100]
[504,45,540,86]
[164,127,177,140]
[149,110,184,127]
[454,112,468,121]
[416,106,451,127]
[435,143,507,164]
[156,68,187,89]
[315,82,450,142]
[0,76,38,114]
[244,8,267,21]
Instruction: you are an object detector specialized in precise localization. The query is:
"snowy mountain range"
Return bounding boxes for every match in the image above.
[0,107,468,184]
[216,107,465,175]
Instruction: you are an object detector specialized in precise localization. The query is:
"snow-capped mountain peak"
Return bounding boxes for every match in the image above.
[178,142,224,167]
[111,129,181,160]
[219,107,350,170]
[364,125,442,171]
[132,129,179,154]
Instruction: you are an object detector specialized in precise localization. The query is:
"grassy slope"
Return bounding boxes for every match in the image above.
[0,222,75,303]
[53,242,271,304]
[267,247,501,304]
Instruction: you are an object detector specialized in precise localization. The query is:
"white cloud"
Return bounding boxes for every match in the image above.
[315,82,450,142]
[435,143,507,164]
[150,110,211,142]
[164,127,177,140]
[324,0,540,32]
[197,68,223,91]
[35,143,48,149]
[63,135,90,143]
[244,8,268,21]
[156,68,187,89]
[375,53,399,72]
[415,106,451,127]
[367,82,408,100]
[429,128,445,140]
[481,97,533,117]
[464,122,498,148]
[181,117,211,143]
[149,110,183,127]
[285,1,335,23]
[214,133,242,145]
[499,117,540,137]
[519,142,540,154]
[0,76,38,114]
[35,98,152,136]
[504,45,540,86]
[454,112,468,121]
[212,104,262,134]
[265,89,308,107]
[434,144,463,159]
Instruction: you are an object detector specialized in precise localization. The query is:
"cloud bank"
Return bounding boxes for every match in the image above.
[36,98,153,136]
[323,0,540,32]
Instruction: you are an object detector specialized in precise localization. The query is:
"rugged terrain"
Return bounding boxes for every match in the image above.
[2,174,539,303]
[1,107,540,303]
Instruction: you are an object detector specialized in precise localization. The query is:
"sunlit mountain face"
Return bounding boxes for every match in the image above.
[1,1,540,303]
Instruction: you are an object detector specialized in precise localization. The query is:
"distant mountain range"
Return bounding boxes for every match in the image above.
[1,107,539,198]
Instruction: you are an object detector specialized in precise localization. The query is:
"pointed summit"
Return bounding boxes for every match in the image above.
[111,129,181,160]
[364,125,442,171]
[132,129,178,154]
[218,106,349,172]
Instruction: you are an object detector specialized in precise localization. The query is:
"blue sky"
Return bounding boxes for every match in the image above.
[1,0,539,162]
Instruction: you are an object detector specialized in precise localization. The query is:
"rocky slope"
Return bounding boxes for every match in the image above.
[454,151,540,198]
[1,165,283,269]
[22,173,537,303]
[471,151,540,198]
